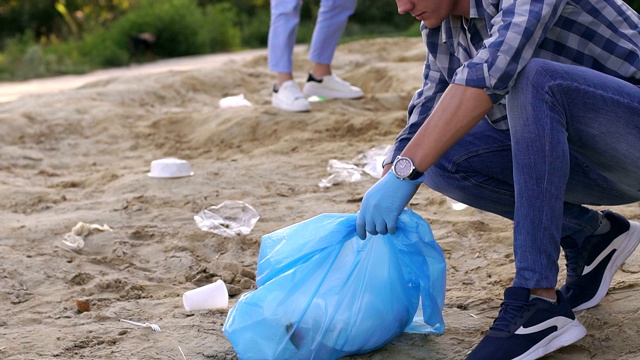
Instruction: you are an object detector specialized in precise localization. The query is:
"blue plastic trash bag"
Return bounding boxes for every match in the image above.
[223,208,446,360]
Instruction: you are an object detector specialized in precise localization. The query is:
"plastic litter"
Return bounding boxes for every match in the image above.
[194,200,259,237]
[61,222,113,250]
[182,279,229,311]
[148,157,194,178]
[318,160,362,188]
[223,209,446,360]
[218,94,252,108]
[351,144,391,179]
[446,197,469,211]
[119,319,161,332]
[318,145,391,187]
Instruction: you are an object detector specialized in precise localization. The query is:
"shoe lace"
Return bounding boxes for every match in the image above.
[564,248,581,279]
[489,299,530,333]
[564,244,590,280]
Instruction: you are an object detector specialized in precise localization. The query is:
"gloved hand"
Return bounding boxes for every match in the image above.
[356,172,424,240]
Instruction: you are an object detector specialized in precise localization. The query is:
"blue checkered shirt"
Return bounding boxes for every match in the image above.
[387,0,640,166]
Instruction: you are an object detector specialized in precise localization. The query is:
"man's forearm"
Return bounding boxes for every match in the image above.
[400,84,493,173]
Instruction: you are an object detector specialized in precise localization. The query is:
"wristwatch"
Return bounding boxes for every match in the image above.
[392,156,424,180]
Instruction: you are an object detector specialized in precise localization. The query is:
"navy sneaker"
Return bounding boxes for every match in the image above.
[467,287,586,360]
[560,211,640,311]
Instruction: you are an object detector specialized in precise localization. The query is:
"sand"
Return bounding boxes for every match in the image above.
[1,37,639,360]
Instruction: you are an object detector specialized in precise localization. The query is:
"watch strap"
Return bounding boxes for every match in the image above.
[407,168,425,180]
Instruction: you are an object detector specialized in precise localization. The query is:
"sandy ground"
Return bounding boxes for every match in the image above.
[1,37,640,360]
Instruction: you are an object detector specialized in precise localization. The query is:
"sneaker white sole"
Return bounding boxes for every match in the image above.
[271,97,310,112]
[302,83,363,99]
[574,221,640,311]
[513,319,587,360]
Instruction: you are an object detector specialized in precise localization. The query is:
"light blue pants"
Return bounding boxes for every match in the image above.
[268,0,357,73]
[424,59,640,289]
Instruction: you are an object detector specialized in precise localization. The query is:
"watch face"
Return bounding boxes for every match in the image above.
[394,158,413,177]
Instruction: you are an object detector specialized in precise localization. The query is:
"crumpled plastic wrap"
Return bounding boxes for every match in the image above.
[61,222,113,250]
[194,200,259,237]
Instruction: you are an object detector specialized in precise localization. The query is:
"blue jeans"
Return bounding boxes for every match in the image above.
[268,0,357,73]
[424,59,640,288]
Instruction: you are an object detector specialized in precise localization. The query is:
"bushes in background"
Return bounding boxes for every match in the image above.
[0,0,416,80]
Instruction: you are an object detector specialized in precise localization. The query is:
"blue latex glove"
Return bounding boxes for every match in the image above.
[356,172,425,240]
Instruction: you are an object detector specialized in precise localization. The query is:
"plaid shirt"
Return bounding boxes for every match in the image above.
[387,0,640,166]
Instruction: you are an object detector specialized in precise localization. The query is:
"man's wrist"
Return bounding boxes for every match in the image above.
[392,156,425,180]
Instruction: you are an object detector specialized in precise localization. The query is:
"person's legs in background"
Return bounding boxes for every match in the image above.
[268,0,302,83]
[268,0,363,111]
[302,0,363,99]
[268,0,310,112]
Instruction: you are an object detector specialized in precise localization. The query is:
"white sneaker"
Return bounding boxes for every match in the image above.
[302,74,364,99]
[272,80,311,112]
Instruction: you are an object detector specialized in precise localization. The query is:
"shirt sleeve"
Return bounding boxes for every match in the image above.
[383,27,460,167]
[453,0,568,103]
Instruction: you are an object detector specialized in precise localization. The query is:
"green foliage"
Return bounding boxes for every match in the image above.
[70,0,213,68]
[350,0,416,31]
[78,28,129,67]
[0,0,430,81]
[44,38,91,74]
[0,0,133,46]
[19,44,48,78]
[237,5,271,48]
[295,22,315,45]
[113,0,209,58]
[54,0,80,37]
[204,2,242,52]
[0,30,38,80]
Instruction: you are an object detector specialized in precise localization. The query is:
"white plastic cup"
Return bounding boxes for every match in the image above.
[148,157,194,178]
[182,279,229,311]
